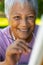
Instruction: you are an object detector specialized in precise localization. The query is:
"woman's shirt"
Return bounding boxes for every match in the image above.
[0,25,38,64]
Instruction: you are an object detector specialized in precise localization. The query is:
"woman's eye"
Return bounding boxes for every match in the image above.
[13,16,21,20]
[27,16,35,20]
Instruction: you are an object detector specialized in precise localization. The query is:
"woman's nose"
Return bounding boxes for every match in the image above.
[20,19,27,27]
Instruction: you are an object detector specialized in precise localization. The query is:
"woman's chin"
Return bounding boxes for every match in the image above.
[16,32,33,42]
[17,34,29,40]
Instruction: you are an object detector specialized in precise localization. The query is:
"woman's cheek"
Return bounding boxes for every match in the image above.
[11,20,18,27]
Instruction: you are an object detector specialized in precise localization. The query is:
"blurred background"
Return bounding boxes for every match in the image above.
[0,0,43,28]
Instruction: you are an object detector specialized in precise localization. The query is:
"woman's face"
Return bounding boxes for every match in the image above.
[9,2,36,40]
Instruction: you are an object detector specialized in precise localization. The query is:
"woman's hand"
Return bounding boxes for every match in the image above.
[5,39,31,65]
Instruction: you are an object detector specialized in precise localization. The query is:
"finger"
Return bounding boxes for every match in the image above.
[17,40,32,50]
[16,39,32,50]
[6,47,22,56]
[10,53,21,64]
[17,43,30,55]
[10,46,22,63]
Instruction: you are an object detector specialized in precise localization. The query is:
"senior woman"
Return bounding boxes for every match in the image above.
[0,0,38,65]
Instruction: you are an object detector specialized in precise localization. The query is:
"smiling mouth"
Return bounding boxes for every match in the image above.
[17,28,30,32]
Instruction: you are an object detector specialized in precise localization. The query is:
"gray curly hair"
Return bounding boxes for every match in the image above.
[5,0,38,18]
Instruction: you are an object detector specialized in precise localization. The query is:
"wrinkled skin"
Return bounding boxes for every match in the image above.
[0,1,36,65]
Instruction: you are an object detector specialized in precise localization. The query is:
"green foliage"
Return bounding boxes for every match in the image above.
[0,0,4,12]
[38,0,43,17]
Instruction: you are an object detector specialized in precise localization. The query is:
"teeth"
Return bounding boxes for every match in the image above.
[17,28,30,32]
[20,29,28,32]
